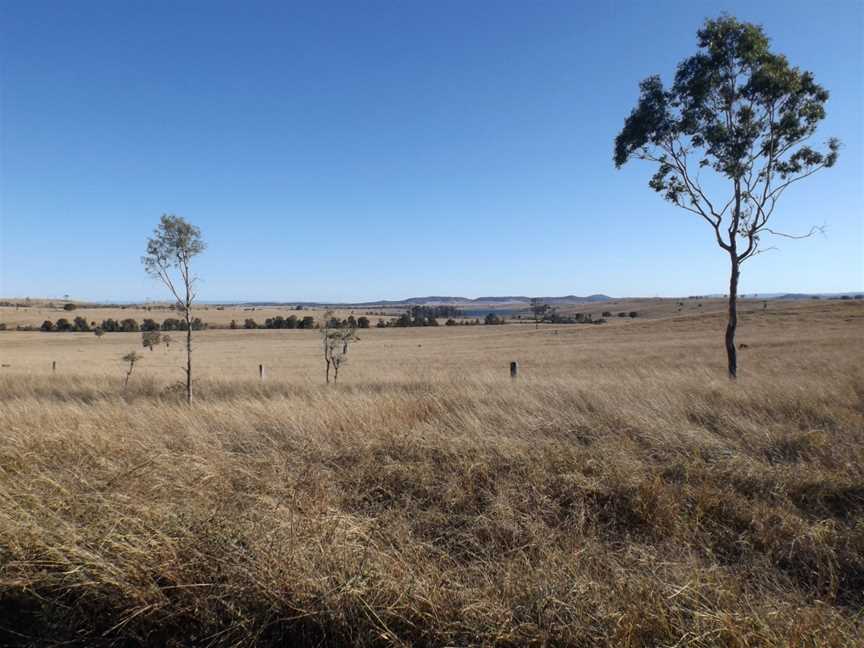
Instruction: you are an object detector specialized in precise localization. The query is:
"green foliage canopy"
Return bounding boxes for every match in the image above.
[614,15,838,262]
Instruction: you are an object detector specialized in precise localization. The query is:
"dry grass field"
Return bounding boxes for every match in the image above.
[0,299,862,646]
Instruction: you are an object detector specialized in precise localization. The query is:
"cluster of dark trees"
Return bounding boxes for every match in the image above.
[236,315,317,329]
[537,308,607,325]
[418,305,461,319]
[40,316,92,332]
[599,310,638,319]
[327,315,370,329]
[530,301,609,326]
[377,316,483,328]
[151,318,206,331]
[376,305,471,328]
[385,312,438,327]
[39,317,207,333]
[376,312,506,327]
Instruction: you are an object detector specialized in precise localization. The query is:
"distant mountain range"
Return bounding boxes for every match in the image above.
[742,292,863,300]
[240,295,613,307]
[231,292,864,307]
[8,291,861,306]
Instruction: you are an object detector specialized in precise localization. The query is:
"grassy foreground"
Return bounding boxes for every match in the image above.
[1,363,863,647]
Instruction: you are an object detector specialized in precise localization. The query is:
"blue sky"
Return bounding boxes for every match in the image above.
[1,1,861,302]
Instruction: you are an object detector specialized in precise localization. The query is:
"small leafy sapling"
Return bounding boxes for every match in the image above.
[142,214,206,404]
[321,313,358,383]
[122,351,143,388]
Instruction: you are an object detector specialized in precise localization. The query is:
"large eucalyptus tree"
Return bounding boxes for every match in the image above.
[614,16,839,378]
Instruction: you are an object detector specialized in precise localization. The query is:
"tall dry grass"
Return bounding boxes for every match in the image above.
[1,306,862,646]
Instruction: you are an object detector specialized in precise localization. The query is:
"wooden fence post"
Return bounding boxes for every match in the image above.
[259,364,265,381]
[510,361,518,379]
[52,360,56,374]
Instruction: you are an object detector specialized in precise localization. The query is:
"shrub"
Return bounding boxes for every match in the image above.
[161,318,181,331]
[73,316,90,332]
[229,319,238,329]
[100,319,119,333]
[602,311,612,317]
[142,330,162,351]
[0,323,6,331]
[244,319,258,329]
[357,316,370,329]
[484,313,505,325]
[629,311,639,318]
[445,318,457,326]
[141,319,160,332]
[618,312,627,317]
[62,303,76,311]
[55,318,73,332]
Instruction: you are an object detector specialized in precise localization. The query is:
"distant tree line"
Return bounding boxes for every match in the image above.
[237,315,318,329]
[38,317,208,333]
[375,305,476,328]
[535,306,609,325]
[325,315,369,329]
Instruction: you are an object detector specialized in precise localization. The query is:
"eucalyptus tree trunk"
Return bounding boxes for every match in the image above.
[185,302,193,404]
[182,256,194,406]
[725,255,740,380]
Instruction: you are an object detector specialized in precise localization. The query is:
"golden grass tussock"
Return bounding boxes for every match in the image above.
[0,302,863,646]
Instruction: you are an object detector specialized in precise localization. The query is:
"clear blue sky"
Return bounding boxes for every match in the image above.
[1,1,861,302]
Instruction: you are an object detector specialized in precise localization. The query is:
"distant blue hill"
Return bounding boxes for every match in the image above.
[238,294,613,307]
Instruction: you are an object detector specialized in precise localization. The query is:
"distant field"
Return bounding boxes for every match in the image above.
[2,299,857,382]
[0,295,791,330]
[0,299,862,646]
[0,303,397,329]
